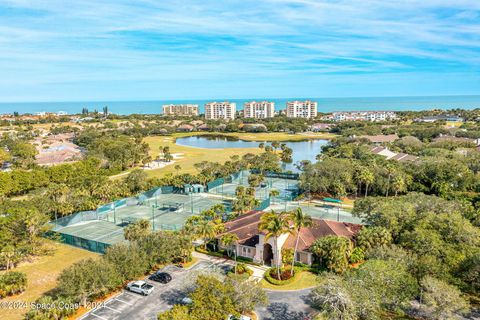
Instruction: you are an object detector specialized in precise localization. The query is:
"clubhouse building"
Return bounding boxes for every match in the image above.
[219,211,361,266]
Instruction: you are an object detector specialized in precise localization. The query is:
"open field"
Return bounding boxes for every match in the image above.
[143,132,335,178]
[0,241,99,320]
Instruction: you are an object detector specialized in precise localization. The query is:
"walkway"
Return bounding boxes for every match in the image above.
[192,251,268,280]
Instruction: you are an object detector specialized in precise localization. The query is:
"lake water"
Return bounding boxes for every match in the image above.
[175,135,328,172]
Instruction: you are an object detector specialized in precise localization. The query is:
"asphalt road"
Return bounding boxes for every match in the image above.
[79,260,315,320]
[256,288,316,320]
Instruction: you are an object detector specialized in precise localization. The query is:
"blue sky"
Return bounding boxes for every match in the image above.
[0,0,479,102]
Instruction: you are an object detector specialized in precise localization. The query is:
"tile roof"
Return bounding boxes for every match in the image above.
[283,219,361,251]
[220,211,362,251]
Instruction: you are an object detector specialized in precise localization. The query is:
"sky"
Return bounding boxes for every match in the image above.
[0,0,479,102]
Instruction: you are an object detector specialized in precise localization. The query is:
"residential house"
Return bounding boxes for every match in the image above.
[370,146,418,162]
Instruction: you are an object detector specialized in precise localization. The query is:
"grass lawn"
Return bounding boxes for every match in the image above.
[143,132,335,178]
[260,270,319,291]
[0,241,99,320]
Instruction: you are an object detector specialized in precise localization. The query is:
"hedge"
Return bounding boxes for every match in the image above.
[264,267,300,286]
[0,271,27,298]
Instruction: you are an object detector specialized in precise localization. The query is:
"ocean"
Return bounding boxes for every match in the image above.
[1,95,480,115]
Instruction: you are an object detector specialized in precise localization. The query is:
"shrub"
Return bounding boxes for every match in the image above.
[348,247,364,264]
[0,271,27,298]
[264,267,298,285]
[229,263,253,277]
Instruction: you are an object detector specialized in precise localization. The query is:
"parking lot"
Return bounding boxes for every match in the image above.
[79,258,315,320]
[79,260,228,320]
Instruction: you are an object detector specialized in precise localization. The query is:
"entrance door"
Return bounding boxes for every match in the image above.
[263,243,273,265]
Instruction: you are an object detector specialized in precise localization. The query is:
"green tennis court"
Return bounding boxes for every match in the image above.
[283,203,362,224]
[54,220,126,245]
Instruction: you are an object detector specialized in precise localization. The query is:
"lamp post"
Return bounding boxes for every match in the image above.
[190,192,193,214]
[151,205,155,231]
[113,202,116,225]
[233,246,237,275]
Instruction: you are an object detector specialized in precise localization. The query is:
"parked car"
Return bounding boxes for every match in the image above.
[227,315,251,320]
[126,280,154,296]
[180,297,193,305]
[149,272,172,284]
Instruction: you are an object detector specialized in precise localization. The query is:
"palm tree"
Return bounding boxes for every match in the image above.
[258,211,292,280]
[196,220,217,250]
[221,233,239,257]
[269,189,280,204]
[288,208,313,277]
[384,163,396,197]
[271,141,280,153]
[358,167,374,197]
[174,164,182,174]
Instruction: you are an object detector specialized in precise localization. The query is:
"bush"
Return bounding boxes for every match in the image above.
[229,263,253,277]
[264,267,299,285]
[0,271,27,298]
[348,247,364,264]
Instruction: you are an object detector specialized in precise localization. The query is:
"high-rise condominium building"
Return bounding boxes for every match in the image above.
[204,102,236,120]
[162,104,199,116]
[243,101,275,119]
[286,100,318,118]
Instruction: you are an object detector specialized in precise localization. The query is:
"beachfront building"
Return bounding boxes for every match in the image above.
[162,104,199,116]
[331,111,397,122]
[204,101,236,120]
[286,100,317,118]
[243,101,275,119]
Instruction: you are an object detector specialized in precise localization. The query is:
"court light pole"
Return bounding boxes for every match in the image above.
[190,192,193,214]
[151,205,155,231]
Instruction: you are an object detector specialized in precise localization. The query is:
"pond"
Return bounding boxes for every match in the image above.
[175,135,328,172]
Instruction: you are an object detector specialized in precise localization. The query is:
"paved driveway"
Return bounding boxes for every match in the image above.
[256,288,316,320]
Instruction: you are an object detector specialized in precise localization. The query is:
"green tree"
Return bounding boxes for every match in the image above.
[227,274,268,314]
[247,173,264,188]
[355,226,392,251]
[174,164,182,174]
[358,167,374,197]
[269,189,279,204]
[124,169,149,193]
[124,219,151,241]
[221,233,239,257]
[258,211,291,279]
[288,207,312,276]
[309,274,357,320]
[104,243,149,280]
[271,141,280,152]
[419,276,470,320]
[57,258,122,306]
[311,236,352,274]
[189,275,238,320]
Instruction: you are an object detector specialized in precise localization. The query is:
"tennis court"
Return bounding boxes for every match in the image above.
[53,219,126,245]
[208,171,300,201]
[95,192,232,230]
[282,202,362,224]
